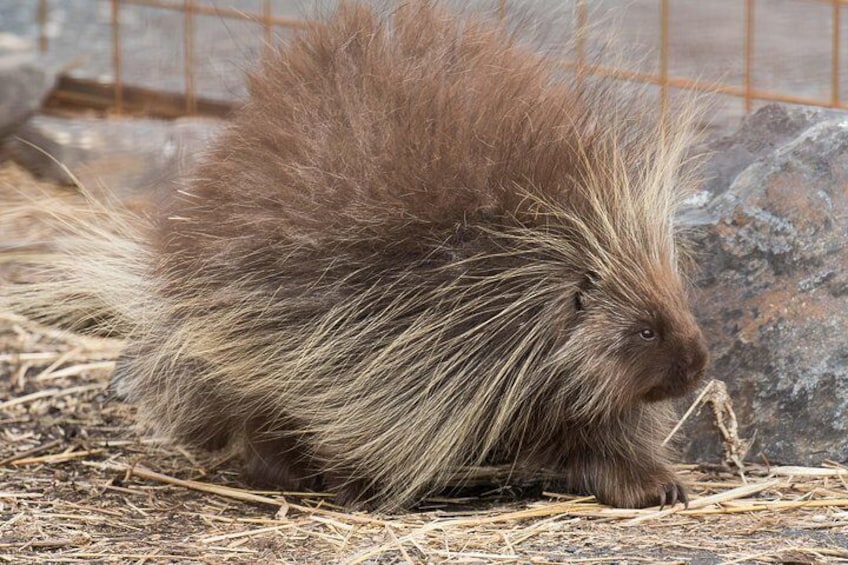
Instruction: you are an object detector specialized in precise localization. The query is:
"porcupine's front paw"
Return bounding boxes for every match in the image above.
[591,464,689,509]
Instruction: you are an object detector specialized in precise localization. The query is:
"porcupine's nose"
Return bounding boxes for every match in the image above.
[684,330,709,384]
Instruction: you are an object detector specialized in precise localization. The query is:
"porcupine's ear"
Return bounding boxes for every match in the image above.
[573,270,600,312]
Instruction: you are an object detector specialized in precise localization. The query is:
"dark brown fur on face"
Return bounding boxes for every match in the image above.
[32,1,708,510]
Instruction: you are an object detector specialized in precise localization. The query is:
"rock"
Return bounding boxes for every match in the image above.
[5,115,225,209]
[698,104,846,199]
[0,53,56,140]
[683,104,848,466]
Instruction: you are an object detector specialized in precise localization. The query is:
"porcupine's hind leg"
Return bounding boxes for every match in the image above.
[112,340,373,500]
[240,416,324,493]
[110,341,235,451]
[551,408,688,509]
[112,344,321,493]
[241,419,379,506]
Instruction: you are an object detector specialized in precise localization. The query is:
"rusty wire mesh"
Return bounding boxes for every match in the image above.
[33,0,848,118]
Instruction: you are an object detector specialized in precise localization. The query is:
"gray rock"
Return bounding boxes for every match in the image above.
[698,104,843,200]
[5,114,225,208]
[684,104,848,466]
[0,53,56,140]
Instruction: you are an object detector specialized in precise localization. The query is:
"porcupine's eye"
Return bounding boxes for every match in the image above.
[639,328,657,341]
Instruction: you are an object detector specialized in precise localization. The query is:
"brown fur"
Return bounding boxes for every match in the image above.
[8,1,709,510]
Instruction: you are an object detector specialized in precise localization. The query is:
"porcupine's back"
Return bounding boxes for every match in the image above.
[111,1,699,508]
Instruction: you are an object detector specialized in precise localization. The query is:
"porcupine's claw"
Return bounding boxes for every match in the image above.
[659,480,688,510]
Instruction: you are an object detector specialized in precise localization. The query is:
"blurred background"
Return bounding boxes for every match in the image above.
[0,1,846,202]
[1,0,846,125]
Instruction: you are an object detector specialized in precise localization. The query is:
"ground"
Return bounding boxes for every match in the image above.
[1,161,847,564]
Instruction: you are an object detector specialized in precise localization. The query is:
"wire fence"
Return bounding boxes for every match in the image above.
[34,0,848,119]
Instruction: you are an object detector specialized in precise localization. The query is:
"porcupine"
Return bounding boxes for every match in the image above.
[5,1,709,510]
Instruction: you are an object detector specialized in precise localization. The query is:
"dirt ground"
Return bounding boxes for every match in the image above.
[1,161,848,564]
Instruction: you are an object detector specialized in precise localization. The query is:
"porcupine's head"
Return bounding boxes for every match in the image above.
[531,117,710,424]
